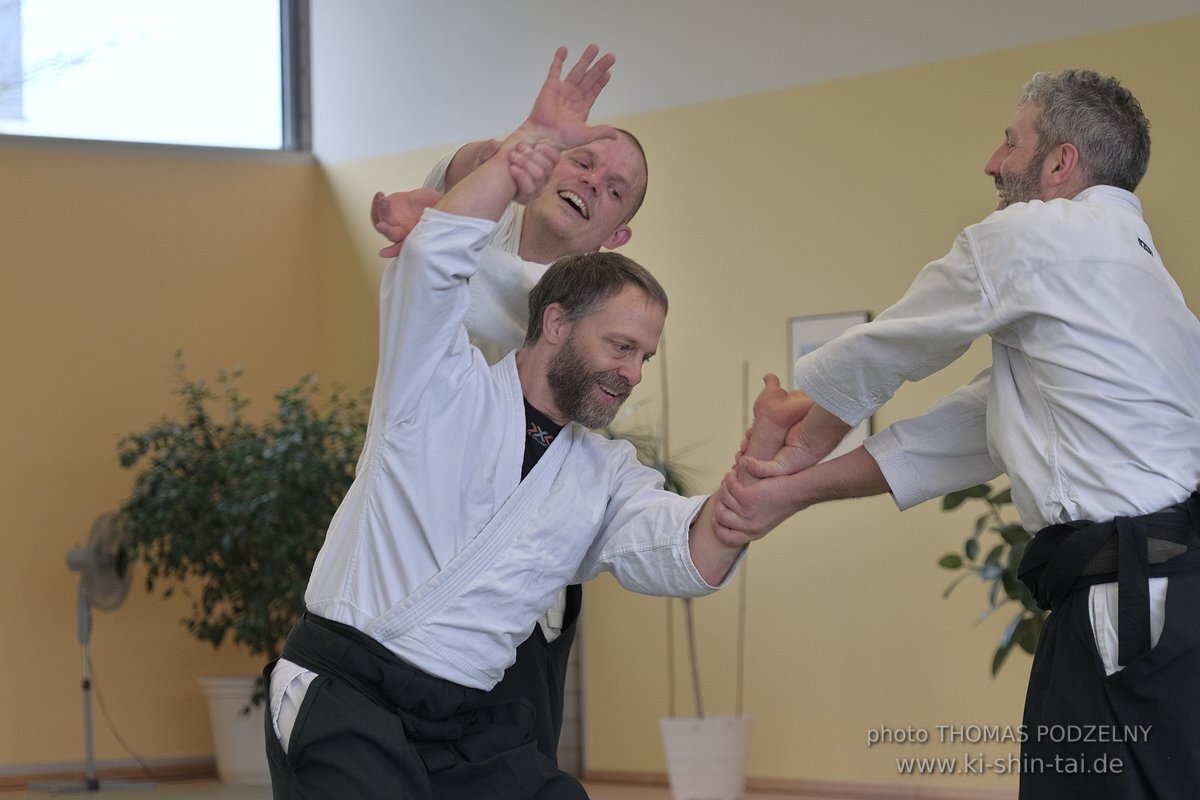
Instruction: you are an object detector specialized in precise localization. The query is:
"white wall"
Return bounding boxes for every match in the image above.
[309,0,1200,164]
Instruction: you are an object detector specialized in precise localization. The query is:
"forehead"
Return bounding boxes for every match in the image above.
[563,136,647,191]
[1007,102,1042,141]
[578,286,665,342]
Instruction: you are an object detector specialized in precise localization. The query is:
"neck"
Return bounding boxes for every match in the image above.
[516,228,564,266]
[515,347,568,425]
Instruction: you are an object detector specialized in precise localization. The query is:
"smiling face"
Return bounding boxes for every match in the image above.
[984,102,1050,210]
[519,132,647,262]
[543,285,664,428]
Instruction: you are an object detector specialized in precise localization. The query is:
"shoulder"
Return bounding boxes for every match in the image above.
[970,186,1141,237]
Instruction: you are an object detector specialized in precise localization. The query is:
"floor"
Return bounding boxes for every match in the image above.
[0,778,789,799]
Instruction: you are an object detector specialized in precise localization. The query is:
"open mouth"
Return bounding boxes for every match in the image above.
[559,190,590,220]
[597,380,629,402]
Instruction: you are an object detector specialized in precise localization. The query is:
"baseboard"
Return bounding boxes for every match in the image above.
[0,758,217,792]
[581,770,1016,799]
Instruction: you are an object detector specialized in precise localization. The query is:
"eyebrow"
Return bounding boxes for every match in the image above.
[568,145,633,192]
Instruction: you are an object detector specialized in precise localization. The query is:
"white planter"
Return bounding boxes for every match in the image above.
[659,715,752,800]
[198,676,271,786]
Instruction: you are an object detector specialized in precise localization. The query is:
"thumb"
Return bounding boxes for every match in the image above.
[739,453,787,479]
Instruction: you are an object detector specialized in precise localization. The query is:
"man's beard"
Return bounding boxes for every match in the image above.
[546,334,631,429]
[998,155,1043,208]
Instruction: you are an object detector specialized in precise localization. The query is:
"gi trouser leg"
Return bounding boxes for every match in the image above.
[1021,572,1200,799]
[264,614,589,799]
[265,657,432,799]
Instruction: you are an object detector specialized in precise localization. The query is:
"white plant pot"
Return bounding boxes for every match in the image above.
[198,676,271,786]
[659,715,752,800]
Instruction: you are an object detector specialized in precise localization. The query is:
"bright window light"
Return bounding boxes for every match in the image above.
[0,0,285,149]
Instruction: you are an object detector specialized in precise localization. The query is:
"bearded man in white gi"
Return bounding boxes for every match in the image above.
[264,46,757,800]
[368,91,650,772]
[721,69,1200,799]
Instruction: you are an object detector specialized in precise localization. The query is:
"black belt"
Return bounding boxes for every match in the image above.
[1018,491,1200,667]
[280,613,537,774]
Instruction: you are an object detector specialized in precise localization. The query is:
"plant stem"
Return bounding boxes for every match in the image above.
[666,598,676,718]
[683,597,704,718]
[735,360,749,718]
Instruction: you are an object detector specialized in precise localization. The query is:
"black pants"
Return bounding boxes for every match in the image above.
[1021,571,1200,798]
[1019,494,1200,799]
[264,614,588,800]
[485,583,581,765]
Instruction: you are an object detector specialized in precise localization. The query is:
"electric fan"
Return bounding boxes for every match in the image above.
[32,512,152,794]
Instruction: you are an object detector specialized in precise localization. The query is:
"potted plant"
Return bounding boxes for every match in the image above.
[115,353,368,782]
[938,483,1047,675]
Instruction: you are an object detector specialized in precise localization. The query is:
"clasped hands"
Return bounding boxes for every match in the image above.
[712,373,842,546]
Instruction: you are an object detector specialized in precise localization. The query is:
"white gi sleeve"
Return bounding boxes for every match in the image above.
[794,231,999,427]
[573,440,720,595]
[373,209,494,426]
[425,145,547,360]
[865,368,1002,510]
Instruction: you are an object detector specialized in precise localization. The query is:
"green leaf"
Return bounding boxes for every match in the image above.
[942,570,972,598]
[938,554,964,569]
[964,538,979,561]
[991,640,1015,676]
[1015,615,1043,654]
[1001,570,1025,601]
[998,609,1025,649]
[942,484,991,510]
[999,524,1031,546]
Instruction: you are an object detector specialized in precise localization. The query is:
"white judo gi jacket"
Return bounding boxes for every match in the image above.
[793,186,1200,531]
[304,208,716,691]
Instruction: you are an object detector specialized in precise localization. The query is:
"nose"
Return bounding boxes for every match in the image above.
[616,360,642,388]
[984,144,1004,178]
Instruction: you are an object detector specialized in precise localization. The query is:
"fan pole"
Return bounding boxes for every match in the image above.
[30,578,152,793]
[79,638,99,791]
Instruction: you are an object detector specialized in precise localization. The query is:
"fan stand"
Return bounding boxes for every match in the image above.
[29,585,153,794]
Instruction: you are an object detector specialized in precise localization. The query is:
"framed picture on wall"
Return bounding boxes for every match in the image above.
[787,310,873,461]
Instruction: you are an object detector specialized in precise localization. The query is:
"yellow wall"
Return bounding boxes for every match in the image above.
[0,139,329,766]
[2,14,1196,792]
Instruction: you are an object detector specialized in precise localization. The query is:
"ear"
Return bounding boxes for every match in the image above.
[541,303,572,345]
[601,224,632,250]
[1043,142,1081,189]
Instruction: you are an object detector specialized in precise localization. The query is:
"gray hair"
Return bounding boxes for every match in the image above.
[525,251,668,345]
[1020,69,1151,192]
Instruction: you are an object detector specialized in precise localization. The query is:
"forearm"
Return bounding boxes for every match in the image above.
[717,444,891,541]
[688,496,745,586]
[798,404,855,464]
[432,134,525,221]
[789,444,890,508]
[442,139,502,192]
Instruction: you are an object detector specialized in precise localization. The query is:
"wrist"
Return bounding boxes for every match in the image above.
[505,121,553,153]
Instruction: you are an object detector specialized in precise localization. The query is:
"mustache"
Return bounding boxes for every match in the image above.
[597,372,631,397]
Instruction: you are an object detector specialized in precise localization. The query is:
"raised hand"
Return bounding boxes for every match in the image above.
[371,189,444,257]
[515,45,618,152]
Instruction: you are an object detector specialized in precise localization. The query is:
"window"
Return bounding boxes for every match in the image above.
[0,0,308,150]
